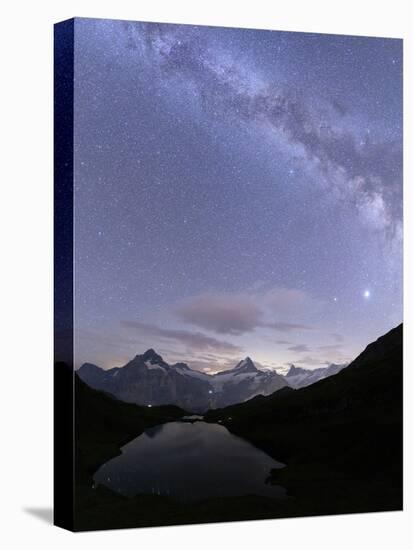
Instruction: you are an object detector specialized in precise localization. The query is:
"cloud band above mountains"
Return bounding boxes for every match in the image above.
[121,320,242,354]
[175,287,317,335]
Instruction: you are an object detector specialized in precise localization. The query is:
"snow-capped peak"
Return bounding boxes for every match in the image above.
[141,348,164,364]
[234,357,258,373]
[286,365,309,378]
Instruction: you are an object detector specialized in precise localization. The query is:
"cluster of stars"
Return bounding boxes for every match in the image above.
[73,19,402,370]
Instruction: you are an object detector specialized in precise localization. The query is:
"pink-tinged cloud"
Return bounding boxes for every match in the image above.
[175,293,263,335]
[268,322,314,332]
[288,344,311,352]
[293,355,326,366]
[175,287,318,335]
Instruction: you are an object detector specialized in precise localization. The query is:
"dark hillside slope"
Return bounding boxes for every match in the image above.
[205,324,403,515]
[73,374,294,530]
[75,373,186,480]
[74,374,186,529]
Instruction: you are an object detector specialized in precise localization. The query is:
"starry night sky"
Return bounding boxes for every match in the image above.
[73,18,402,372]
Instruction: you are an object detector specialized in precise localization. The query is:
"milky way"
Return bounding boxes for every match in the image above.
[73,18,402,372]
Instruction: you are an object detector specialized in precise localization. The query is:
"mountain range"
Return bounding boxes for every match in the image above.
[72,323,402,529]
[77,350,347,412]
[285,363,347,388]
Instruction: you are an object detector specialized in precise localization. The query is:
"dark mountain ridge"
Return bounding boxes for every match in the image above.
[205,324,403,515]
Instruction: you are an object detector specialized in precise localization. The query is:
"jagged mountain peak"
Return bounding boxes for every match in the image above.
[140,348,164,363]
[286,365,308,377]
[78,362,102,372]
[78,349,289,411]
[234,357,258,373]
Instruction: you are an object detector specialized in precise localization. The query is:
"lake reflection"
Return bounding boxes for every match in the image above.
[93,421,286,501]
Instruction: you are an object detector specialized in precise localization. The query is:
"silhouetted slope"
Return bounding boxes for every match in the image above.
[205,324,403,514]
[73,376,290,530]
[75,374,185,481]
[74,374,186,529]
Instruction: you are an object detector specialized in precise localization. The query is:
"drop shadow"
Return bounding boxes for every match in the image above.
[24,507,53,524]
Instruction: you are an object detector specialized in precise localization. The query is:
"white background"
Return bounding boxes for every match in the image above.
[0,0,411,548]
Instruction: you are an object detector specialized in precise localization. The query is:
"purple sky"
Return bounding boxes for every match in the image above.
[73,18,402,372]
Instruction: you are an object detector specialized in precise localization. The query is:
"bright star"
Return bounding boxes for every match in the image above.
[363,290,370,299]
